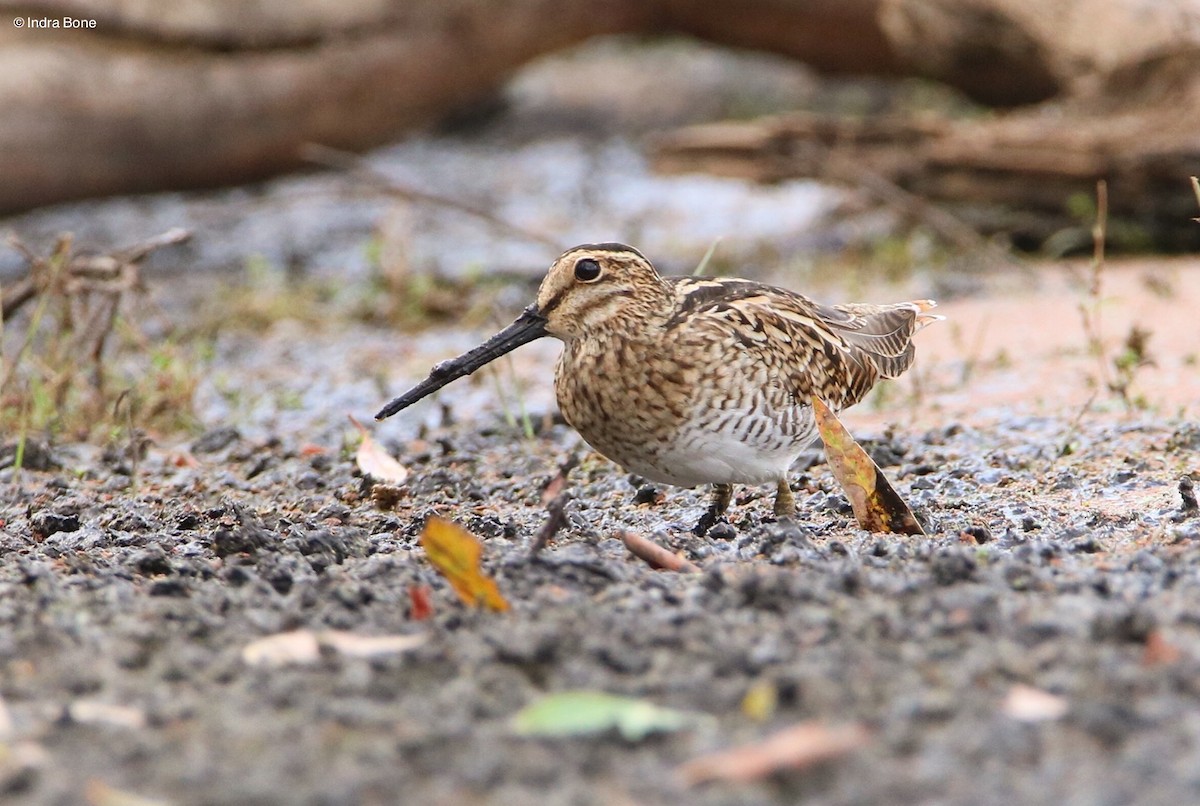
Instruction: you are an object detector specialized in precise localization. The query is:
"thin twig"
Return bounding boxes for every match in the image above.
[12,396,29,481]
[619,531,701,573]
[540,452,580,504]
[0,236,72,393]
[1090,180,1107,297]
[1053,388,1098,465]
[957,314,991,386]
[1078,179,1111,391]
[302,143,565,251]
[112,227,191,265]
[529,492,572,559]
[113,389,140,493]
[828,156,992,253]
[692,237,723,276]
[0,277,37,321]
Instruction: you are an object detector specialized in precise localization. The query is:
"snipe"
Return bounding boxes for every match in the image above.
[377,243,940,533]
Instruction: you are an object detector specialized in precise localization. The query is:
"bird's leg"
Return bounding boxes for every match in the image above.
[694,483,733,536]
[774,478,796,519]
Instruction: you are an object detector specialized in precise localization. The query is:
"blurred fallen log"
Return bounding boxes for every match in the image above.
[652,86,1200,252]
[650,0,1200,251]
[1,0,1199,251]
[0,0,645,213]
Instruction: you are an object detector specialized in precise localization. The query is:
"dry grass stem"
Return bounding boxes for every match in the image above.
[1,229,194,440]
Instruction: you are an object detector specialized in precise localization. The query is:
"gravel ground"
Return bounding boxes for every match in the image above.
[3,35,1200,806]
[3,404,1200,805]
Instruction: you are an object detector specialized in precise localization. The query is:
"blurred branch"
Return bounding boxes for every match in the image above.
[302,143,565,251]
[2,228,190,322]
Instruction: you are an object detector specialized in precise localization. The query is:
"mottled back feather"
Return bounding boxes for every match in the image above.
[819,302,934,380]
[666,277,936,410]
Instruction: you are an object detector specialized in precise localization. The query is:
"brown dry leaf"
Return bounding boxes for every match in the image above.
[408,584,434,620]
[319,631,427,659]
[242,629,427,667]
[0,693,13,741]
[85,780,172,806]
[168,450,199,468]
[348,414,409,485]
[1002,684,1068,722]
[811,396,924,535]
[242,630,322,667]
[420,516,510,611]
[678,721,869,786]
[67,700,147,730]
[1142,630,1183,667]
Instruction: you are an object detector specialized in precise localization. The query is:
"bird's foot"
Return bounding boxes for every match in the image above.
[773,479,796,519]
[694,483,733,536]
[693,511,732,537]
[694,510,742,538]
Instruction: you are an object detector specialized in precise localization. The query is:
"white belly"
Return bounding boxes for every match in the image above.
[598,409,818,488]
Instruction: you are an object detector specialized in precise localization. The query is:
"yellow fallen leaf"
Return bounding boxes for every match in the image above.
[678,721,869,785]
[420,516,510,611]
[349,414,409,485]
[741,679,778,722]
[811,396,925,535]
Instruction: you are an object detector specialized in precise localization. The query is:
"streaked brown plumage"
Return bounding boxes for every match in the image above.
[377,243,940,533]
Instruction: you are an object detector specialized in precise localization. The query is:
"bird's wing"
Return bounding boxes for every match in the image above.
[666,278,937,411]
[815,299,941,380]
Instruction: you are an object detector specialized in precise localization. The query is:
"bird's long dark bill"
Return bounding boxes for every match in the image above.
[375,305,548,420]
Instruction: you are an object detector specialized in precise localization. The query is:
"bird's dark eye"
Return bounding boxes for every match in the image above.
[574,258,602,282]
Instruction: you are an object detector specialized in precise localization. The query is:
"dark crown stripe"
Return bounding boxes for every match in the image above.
[559,242,648,262]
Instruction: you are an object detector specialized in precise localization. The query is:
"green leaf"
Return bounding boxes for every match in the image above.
[511,691,704,741]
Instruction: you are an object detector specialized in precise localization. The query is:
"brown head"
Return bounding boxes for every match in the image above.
[534,243,672,340]
[375,242,669,419]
